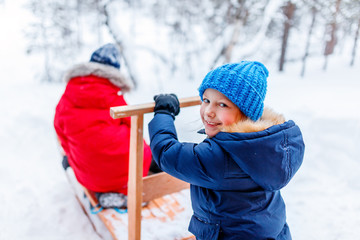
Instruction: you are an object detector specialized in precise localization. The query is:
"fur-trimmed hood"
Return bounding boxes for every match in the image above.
[63,62,133,93]
[210,111,304,191]
[222,107,286,133]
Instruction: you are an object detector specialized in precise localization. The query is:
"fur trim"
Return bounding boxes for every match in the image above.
[221,107,286,133]
[63,62,134,93]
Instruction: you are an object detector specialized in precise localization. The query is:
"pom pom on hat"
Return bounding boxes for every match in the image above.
[198,61,268,121]
[90,43,121,69]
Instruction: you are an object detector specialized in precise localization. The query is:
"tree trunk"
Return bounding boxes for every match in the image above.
[301,6,317,77]
[279,1,296,72]
[350,16,360,66]
[76,0,82,48]
[212,1,248,66]
[96,0,103,45]
[224,19,243,62]
[103,2,138,89]
[323,0,341,70]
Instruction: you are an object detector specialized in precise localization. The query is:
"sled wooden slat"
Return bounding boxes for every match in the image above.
[85,172,189,206]
[110,96,201,240]
[142,172,189,203]
[82,187,119,240]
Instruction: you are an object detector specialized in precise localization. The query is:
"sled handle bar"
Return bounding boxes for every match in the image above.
[110,96,201,118]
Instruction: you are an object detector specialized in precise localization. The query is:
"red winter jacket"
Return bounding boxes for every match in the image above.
[54,62,152,194]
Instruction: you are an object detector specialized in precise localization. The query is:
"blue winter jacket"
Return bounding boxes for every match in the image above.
[148,111,305,240]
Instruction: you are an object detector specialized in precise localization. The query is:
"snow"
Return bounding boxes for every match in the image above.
[1,57,360,240]
[1,1,360,240]
[0,1,40,84]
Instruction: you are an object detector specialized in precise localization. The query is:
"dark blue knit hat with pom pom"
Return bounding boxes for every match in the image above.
[90,43,121,69]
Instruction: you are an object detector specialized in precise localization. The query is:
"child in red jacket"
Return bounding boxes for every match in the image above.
[54,43,159,208]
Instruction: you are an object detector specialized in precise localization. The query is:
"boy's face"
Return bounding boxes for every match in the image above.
[200,88,244,138]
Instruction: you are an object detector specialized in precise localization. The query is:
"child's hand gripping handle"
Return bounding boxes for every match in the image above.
[153,94,180,119]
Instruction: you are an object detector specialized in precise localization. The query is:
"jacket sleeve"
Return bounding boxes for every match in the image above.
[148,114,232,190]
[54,104,70,156]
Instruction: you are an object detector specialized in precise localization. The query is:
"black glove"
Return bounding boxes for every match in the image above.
[153,93,180,119]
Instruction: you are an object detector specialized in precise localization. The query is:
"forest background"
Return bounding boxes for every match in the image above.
[18,0,360,86]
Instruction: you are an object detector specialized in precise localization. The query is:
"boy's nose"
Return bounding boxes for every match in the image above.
[205,106,215,118]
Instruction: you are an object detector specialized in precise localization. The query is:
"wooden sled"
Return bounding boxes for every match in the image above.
[108,96,201,240]
[62,96,201,240]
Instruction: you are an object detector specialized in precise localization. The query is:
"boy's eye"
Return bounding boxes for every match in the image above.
[219,103,228,107]
[203,98,210,103]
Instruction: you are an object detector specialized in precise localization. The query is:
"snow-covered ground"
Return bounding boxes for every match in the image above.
[1,1,360,240]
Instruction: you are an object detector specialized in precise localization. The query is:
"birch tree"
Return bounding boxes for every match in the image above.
[301,0,319,77]
[350,16,360,66]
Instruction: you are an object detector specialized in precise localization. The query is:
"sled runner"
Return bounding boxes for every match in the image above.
[61,96,201,240]
[63,165,195,240]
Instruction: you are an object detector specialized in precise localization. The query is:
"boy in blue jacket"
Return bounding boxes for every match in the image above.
[148,61,305,239]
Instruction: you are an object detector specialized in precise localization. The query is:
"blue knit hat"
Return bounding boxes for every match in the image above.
[198,61,268,121]
[90,43,121,69]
